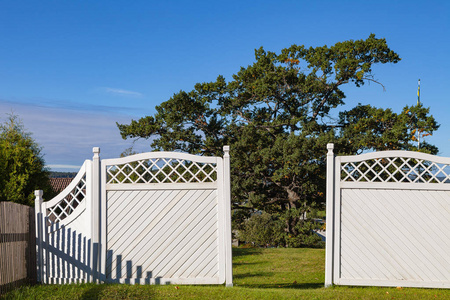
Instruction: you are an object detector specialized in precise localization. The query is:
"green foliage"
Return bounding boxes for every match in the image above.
[337,103,439,154]
[117,34,439,244]
[237,211,323,248]
[283,220,323,248]
[237,213,281,247]
[0,114,53,206]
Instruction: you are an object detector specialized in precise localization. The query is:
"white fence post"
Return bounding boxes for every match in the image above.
[325,143,335,287]
[223,145,233,287]
[91,147,101,282]
[34,190,44,283]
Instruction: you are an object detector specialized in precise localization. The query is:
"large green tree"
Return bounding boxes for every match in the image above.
[0,114,53,206]
[117,35,438,240]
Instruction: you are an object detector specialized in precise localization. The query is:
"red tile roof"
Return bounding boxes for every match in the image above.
[50,177,74,193]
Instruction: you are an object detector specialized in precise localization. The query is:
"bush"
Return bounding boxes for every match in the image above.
[237,211,324,248]
[237,212,280,247]
[0,114,53,205]
[283,219,324,248]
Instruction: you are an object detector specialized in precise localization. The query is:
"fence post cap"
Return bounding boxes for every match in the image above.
[93,147,100,158]
[223,145,230,152]
[34,190,43,197]
[327,143,334,155]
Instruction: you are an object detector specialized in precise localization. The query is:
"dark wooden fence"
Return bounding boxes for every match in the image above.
[0,202,36,295]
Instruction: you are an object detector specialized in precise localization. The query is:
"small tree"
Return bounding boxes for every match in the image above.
[0,114,53,206]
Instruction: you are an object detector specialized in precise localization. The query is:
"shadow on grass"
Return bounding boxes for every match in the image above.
[238,282,323,289]
[80,284,157,299]
[80,284,109,299]
[234,272,274,279]
[232,261,261,266]
[232,247,264,258]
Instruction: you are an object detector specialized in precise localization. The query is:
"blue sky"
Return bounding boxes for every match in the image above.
[1,0,449,171]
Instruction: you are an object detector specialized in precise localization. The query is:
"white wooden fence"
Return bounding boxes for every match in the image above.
[35,147,233,286]
[325,143,450,288]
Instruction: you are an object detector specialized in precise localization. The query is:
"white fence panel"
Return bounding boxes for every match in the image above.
[36,147,233,286]
[325,144,450,289]
[100,150,231,285]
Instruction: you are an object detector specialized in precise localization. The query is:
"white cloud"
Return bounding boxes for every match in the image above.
[0,100,151,172]
[102,87,143,98]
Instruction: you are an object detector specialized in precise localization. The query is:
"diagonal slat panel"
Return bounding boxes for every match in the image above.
[354,189,438,280]
[108,190,176,250]
[106,190,177,274]
[340,188,450,283]
[163,222,218,278]
[107,190,191,274]
[122,191,216,280]
[379,190,450,271]
[134,192,218,278]
[343,189,430,281]
[341,194,411,280]
[119,190,215,277]
[172,227,218,278]
[186,239,218,278]
[106,188,219,282]
[340,227,390,280]
[151,216,218,278]
[108,191,154,237]
[111,189,207,275]
[137,191,218,277]
[343,189,433,281]
[410,190,450,250]
[373,189,450,277]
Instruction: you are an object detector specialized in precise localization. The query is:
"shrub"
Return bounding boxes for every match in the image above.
[237,212,279,247]
[0,114,53,205]
[237,211,324,248]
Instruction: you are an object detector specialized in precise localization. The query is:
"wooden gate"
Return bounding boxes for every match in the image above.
[325,144,450,288]
[35,147,233,286]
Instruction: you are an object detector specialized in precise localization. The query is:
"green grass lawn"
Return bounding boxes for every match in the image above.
[2,248,449,299]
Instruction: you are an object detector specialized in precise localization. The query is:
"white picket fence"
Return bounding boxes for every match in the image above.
[35,147,233,286]
[325,143,450,288]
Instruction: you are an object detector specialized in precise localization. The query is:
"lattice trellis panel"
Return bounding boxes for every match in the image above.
[106,158,217,184]
[341,157,450,183]
[46,174,87,224]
